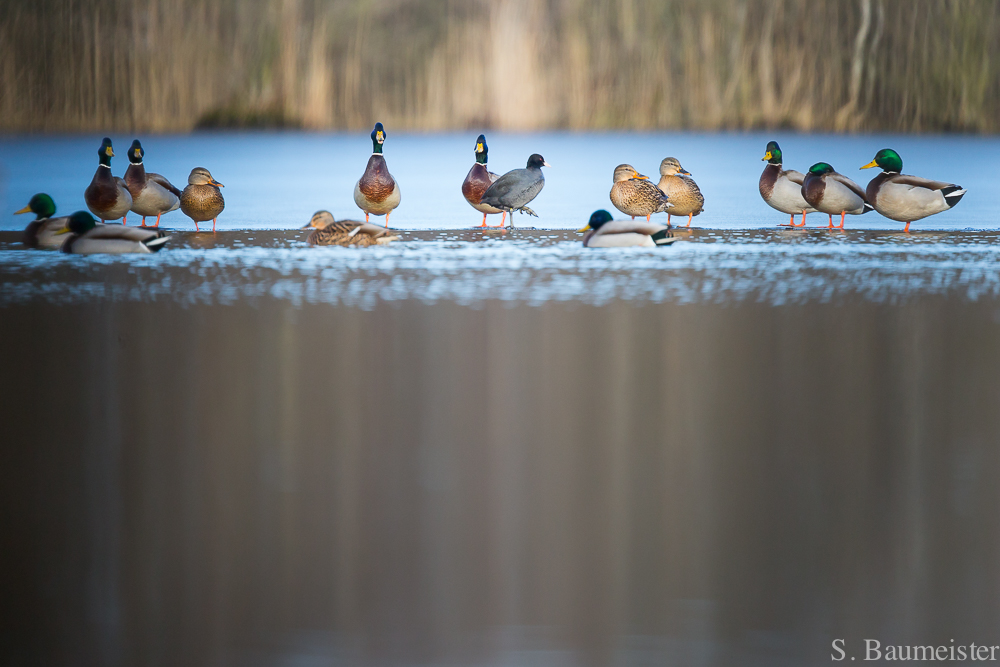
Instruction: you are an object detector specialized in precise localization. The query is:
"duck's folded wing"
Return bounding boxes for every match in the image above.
[782,169,806,185]
[830,173,868,200]
[891,174,956,191]
[596,219,669,236]
[349,222,395,237]
[147,172,183,197]
[85,224,164,242]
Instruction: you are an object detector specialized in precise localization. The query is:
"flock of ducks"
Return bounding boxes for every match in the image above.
[13,125,967,253]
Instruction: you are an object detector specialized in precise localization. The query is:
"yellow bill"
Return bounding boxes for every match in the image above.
[577,224,592,232]
[14,205,31,215]
[860,159,878,169]
[762,151,772,161]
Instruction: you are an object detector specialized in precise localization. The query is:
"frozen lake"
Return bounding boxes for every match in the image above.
[0,132,993,230]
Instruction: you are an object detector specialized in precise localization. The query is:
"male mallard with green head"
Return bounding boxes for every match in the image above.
[302,210,399,247]
[124,140,182,227]
[759,140,816,227]
[610,164,672,223]
[355,122,401,227]
[801,162,873,229]
[657,157,704,227]
[180,167,225,232]
[85,137,133,224]
[462,134,507,228]
[15,193,69,249]
[56,211,170,254]
[578,209,676,248]
[860,149,966,233]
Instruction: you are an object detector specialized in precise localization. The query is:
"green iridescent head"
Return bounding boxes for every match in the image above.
[97,137,114,167]
[762,141,782,165]
[16,193,56,219]
[579,209,614,232]
[861,148,902,173]
[808,162,835,176]
[66,211,97,235]
[128,139,144,164]
[370,122,385,154]
[474,134,488,165]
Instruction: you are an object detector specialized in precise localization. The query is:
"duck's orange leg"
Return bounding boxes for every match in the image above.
[194,221,200,232]
[668,214,672,225]
[140,216,147,227]
[836,211,846,229]
[686,213,693,228]
[154,213,161,228]
[645,214,652,222]
[122,214,128,226]
[212,218,217,233]
[797,210,807,227]
[384,211,390,228]
[826,214,834,229]
[479,213,488,228]
[904,221,911,233]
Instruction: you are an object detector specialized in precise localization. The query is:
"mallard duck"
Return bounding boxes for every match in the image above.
[578,209,676,248]
[759,141,816,227]
[302,210,399,247]
[461,134,507,228]
[180,167,225,232]
[15,193,69,249]
[610,164,672,222]
[56,211,170,254]
[479,154,549,229]
[355,122,401,227]
[657,157,704,227]
[123,140,182,227]
[801,163,874,229]
[860,149,966,233]
[84,137,133,223]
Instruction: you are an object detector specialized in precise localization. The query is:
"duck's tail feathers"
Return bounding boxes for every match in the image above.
[862,201,875,214]
[942,185,966,207]
[144,235,170,252]
[650,229,676,246]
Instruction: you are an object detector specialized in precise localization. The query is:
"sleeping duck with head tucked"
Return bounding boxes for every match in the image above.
[355,122,401,227]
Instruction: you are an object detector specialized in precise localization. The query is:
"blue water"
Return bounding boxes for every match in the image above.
[0,132,994,230]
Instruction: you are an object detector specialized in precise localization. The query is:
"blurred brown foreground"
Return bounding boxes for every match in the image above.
[2,0,998,133]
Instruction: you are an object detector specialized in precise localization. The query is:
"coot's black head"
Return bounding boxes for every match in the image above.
[762,141,782,164]
[129,139,144,163]
[526,154,550,169]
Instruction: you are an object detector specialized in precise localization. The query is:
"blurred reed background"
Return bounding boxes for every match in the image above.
[1,0,998,133]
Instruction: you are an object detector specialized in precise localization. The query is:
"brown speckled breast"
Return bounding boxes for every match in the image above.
[180,184,225,222]
[657,175,704,216]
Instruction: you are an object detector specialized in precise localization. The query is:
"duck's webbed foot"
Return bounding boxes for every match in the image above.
[518,206,538,218]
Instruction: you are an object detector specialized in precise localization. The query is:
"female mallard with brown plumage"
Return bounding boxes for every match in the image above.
[461,134,506,228]
[123,140,182,227]
[15,193,69,249]
[610,164,672,222]
[85,137,133,224]
[657,157,704,227]
[759,140,816,227]
[355,122,401,227]
[180,167,225,232]
[302,211,399,247]
[860,148,966,233]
